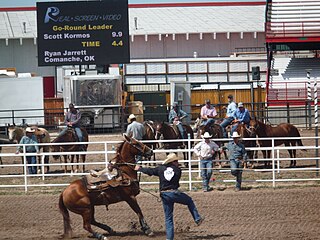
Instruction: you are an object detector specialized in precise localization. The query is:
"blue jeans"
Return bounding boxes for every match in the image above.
[59,126,83,142]
[176,123,186,139]
[161,190,202,240]
[201,118,215,126]
[200,159,213,190]
[27,155,37,174]
[230,159,243,189]
[220,117,234,138]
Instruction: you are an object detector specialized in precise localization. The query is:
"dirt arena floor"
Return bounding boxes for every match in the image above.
[0,186,320,240]
[1,129,320,239]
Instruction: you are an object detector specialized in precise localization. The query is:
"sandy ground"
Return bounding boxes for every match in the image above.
[1,129,320,239]
[0,186,320,240]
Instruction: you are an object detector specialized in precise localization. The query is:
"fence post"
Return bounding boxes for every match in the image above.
[187,133,192,191]
[307,71,312,129]
[286,103,290,124]
[272,138,276,188]
[314,77,319,176]
[23,145,28,192]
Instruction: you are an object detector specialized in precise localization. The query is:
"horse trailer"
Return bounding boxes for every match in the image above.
[63,73,123,128]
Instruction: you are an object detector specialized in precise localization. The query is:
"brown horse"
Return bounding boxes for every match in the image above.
[248,120,305,167]
[143,120,157,164]
[58,134,154,239]
[197,123,228,168]
[235,123,257,168]
[51,127,88,173]
[154,121,194,166]
[0,135,11,166]
[8,125,51,172]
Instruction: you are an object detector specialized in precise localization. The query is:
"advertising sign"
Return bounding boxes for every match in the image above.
[37,0,130,66]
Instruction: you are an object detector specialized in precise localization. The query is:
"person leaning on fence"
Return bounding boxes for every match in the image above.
[227,132,247,191]
[168,102,188,139]
[231,102,251,135]
[193,132,220,192]
[134,153,204,240]
[59,103,83,145]
[200,99,217,127]
[126,114,146,162]
[220,94,237,138]
[15,127,40,174]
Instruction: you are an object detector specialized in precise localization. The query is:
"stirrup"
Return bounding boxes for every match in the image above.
[90,169,99,177]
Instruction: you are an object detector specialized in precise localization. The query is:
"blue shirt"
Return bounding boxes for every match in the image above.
[232,108,250,124]
[17,135,39,153]
[65,110,81,127]
[126,121,145,140]
[227,141,247,161]
[168,108,188,123]
[226,101,237,117]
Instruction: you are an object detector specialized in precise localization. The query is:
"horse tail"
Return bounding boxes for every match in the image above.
[58,192,73,238]
[293,127,307,152]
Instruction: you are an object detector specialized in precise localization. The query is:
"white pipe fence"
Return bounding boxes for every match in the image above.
[0,136,320,192]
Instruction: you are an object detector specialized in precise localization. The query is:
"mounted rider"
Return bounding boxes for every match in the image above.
[59,103,83,147]
[200,99,217,127]
[168,102,188,139]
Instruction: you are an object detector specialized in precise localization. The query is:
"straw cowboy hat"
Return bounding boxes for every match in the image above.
[201,132,212,139]
[162,153,179,165]
[232,132,241,138]
[237,102,244,108]
[127,114,136,123]
[25,127,35,133]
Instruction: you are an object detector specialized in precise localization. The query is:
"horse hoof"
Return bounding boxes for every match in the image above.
[145,229,154,236]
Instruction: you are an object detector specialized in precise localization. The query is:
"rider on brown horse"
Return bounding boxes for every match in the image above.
[168,102,188,139]
[200,99,217,127]
[59,103,84,148]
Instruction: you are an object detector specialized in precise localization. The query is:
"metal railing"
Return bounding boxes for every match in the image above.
[0,136,319,192]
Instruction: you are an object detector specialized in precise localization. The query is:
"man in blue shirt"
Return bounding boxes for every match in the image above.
[220,95,237,138]
[135,153,204,240]
[168,102,188,139]
[126,114,145,162]
[227,132,247,191]
[15,127,39,174]
[231,102,251,135]
[59,103,83,143]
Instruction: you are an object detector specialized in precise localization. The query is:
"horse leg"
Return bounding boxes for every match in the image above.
[90,206,115,234]
[71,155,75,174]
[63,155,68,173]
[287,142,296,167]
[81,154,86,173]
[125,196,154,236]
[81,207,108,240]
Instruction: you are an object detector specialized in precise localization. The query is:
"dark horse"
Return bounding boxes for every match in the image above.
[143,120,157,164]
[58,134,154,239]
[249,120,306,167]
[196,123,228,168]
[51,127,88,173]
[235,123,257,169]
[154,121,194,166]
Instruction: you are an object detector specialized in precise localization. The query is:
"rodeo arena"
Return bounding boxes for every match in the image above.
[1,0,320,239]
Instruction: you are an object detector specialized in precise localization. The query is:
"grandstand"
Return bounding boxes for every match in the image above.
[265,0,320,108]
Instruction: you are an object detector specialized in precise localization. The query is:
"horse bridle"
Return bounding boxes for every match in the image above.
[126,138,148,156]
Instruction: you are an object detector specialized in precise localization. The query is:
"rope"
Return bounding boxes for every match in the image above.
[139,188,161,202]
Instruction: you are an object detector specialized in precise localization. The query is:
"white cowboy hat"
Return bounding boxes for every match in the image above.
[163,153,179,165]
[232,132,241,138]
[25,127,35,133]
[201,132,212,139]
[238,102,244,108]
[128,114,136,119]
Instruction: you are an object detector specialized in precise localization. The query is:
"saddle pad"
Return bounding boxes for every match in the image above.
[85,175,131,192]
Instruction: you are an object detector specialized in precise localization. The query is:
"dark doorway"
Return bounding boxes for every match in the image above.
[133,92,167,122]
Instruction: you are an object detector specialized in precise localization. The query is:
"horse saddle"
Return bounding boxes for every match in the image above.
[85,175,131,192]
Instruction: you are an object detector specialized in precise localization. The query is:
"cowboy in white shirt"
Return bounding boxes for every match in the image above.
[194,132,220,192]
